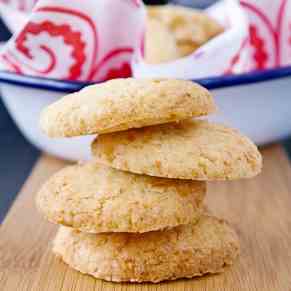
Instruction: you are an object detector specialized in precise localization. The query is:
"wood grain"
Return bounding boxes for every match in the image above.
[0,145,291,291]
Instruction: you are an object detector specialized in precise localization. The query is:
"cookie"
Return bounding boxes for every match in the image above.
[40,78,216,137]
[36,162,205,233]
[145,18,180,64]
[147,5,224,57]
[92,120,262,180]
[53,213,240,283]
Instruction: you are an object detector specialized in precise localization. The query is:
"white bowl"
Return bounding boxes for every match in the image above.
[1,67,291,161]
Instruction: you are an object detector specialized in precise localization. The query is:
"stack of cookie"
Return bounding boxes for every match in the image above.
[37,78,262,283]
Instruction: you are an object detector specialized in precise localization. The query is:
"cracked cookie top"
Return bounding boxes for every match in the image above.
[40,78,215,137]
[92,120,262,180]
[36,162,205,233]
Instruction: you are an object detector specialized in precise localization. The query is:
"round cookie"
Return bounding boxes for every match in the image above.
[145,18,180,64]
[40,78,216,137]
[92,120,262,180]
[147,5,224,57]
[53,214,240,283]
[36,162,205,233]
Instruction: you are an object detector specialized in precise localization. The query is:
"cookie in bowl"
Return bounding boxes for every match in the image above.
[145,5,224,63]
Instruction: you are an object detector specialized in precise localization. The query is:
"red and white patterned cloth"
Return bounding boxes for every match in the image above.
[241,0,291,69]
[0,0,290,81]
[0,0,145,81]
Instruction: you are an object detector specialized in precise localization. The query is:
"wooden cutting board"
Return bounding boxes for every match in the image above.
[0,144,291,291]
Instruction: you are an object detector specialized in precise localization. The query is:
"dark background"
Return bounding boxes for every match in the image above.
[0,19,39,222]
[0,1,291,223]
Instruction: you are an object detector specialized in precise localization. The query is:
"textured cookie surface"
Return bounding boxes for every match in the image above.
[36,162,205,233]
[92,120,262,180]
[40,78,215,137]
[53,214,240,283]
[147,5,223,57]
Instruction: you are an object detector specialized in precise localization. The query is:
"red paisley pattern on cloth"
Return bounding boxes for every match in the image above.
[0,0,145,82]
[1,0,291,80]
[91,48,134,81]
[1,5,98,81]
[240,0,290,70]
[249,25,268,69]
[15,21,86,79]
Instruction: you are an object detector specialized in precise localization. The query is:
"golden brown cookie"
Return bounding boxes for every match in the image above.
[145,18,180,64]
[40,79,216,137]
[92,120,262,180]
[53,213,240,283]
[147,5,224,57]
[36,162,205,233]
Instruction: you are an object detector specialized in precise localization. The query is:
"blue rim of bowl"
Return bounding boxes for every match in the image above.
[0,65,291,93]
